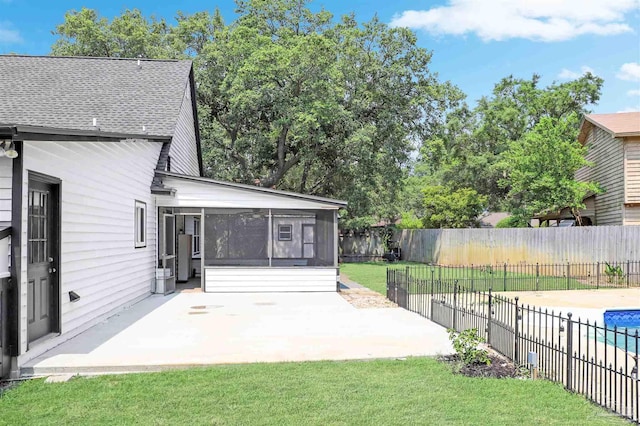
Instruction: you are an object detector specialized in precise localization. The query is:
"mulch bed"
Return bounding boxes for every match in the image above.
[340,288,397,309]
[439,351,525,379]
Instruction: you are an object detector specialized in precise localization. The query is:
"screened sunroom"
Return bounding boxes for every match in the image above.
[152,172,345,293]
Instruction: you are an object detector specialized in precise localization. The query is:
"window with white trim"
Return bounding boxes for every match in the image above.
[193,217,200,255]
[135,200,146,248]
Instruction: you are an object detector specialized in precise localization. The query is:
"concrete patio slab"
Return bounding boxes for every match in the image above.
[23,292,452,375]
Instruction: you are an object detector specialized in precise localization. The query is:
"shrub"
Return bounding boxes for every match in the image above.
[447,328,491,366]
[495,216,529,228]
[604,262,624,283]
[397,211,423,229]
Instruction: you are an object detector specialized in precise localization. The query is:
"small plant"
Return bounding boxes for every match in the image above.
[604,262,624,283]
[479,264,493,275]
[447,328,491,366]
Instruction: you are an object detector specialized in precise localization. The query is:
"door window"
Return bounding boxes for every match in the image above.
[28,190,48,264]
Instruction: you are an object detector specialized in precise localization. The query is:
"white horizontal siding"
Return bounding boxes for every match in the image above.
[156,177,339,210]
[625,141,640,204]
[168,81,200,176]
[19,139,162,355]
[0,157,12,226]
[205,267,337,292]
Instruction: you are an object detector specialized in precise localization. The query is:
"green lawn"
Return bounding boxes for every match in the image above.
[341,261,605,293]
[0,358,625,425]
[340,261,417,294]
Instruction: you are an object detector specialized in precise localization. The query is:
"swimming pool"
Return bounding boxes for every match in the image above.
[599,309,640,353]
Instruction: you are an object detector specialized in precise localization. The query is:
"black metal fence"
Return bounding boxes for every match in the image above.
[387,266,640,424]
[392,261,640,292]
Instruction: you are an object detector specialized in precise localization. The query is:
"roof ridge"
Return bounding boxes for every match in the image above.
[0,54,186,63]
[587,111,640,117]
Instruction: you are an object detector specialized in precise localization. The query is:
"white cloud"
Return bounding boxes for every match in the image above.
[617,62,640,82]
[390,0,638,42]
[557,66,595,80]
[618,106,640,112]
[0,21,21,45]
[628,89,640,96]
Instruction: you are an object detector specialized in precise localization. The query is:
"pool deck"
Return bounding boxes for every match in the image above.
[500,288,640,323]
[501,288,640,309]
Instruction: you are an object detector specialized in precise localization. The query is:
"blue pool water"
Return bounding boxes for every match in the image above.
[599,309,640,353]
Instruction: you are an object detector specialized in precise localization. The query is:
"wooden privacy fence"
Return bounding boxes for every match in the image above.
[339,232,386,262]
[395,226,640,265]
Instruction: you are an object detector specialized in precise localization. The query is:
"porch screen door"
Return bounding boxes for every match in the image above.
[302,224,315,259]
[161,214,176,294]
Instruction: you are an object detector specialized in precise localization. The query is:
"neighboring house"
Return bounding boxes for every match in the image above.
[536,112,640,226]
[478,212,511,228]
[0,55,344,379]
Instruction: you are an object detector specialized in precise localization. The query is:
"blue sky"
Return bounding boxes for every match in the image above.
[1,0,639,113]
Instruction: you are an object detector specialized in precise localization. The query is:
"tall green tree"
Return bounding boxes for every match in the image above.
[194,3,461,224]
[52,8,176,58]
[420,185,487,229]
[499,114,600,223]
[421,73,603,210]
[50,2,461,226]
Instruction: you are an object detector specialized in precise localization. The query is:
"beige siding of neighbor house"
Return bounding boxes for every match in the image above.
[18,140,161,358]
[0,158,12,227]
[576,126,625,225]
[625,206,640,225]
[624,138,640,204]
[168,81,200,176]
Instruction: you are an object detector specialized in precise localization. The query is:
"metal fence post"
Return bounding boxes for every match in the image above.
[430,269,435,296]
[514,297,520,364]
[566,262,570,290]
[453,281,458,331]
[627,260,630,287]
[535,263,540,291]
[503,263,507,291]
[487,288,492,345]
[596,261,600,289]
[565,313,574,391]
[471,264,474,292]
[386,268,389,299]
[394,270,398,304]
[404,266,410,308]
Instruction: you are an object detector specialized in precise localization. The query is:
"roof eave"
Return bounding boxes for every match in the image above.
[156,171,348,208]
[578,116,594,144]
[188,66,204,177]
[0,124,171,142]
[615,131,640,139]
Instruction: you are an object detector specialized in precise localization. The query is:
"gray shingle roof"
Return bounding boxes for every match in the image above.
[0,55,192,137]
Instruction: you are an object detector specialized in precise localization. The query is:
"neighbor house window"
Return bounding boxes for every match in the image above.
[135,200,146,248]
[278,224,292,241]
[193,217,200,255]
